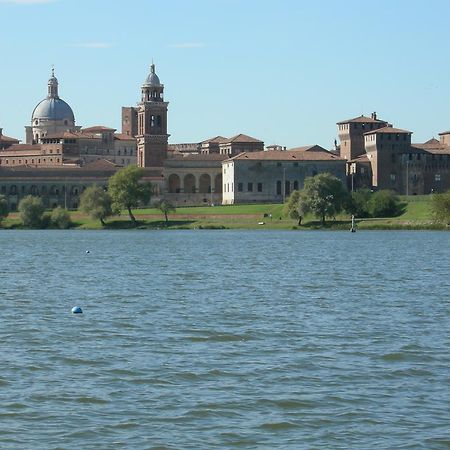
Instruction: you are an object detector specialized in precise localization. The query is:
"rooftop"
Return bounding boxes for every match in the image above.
[337,114,387,125]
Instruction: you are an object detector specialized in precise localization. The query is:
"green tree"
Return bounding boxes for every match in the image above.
[154,199,176,226]
[295,173,349,225]
[431,190,450,224]
[284,190,307,225]
[368,190,401,217]
[50,207,71,229]
[108,166,153,224]
[18,195,45,228]
[0,194,8,224]
[348,188,372,218]
[79,185,113,226]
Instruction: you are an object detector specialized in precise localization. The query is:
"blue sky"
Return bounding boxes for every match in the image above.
[1,0,449,148]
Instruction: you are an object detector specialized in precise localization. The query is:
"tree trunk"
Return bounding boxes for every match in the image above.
[127,206,136,224]
[298,216,302,226]
[100,217,106,226]
[322,214,326,226]
[164,211,168,226]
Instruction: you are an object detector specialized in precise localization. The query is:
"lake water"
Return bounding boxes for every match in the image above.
[0,230,449,449]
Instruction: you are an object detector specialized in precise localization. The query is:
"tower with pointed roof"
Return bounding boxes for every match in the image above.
[135,63,169,168]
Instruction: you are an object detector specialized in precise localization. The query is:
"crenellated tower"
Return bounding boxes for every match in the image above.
[136,63,169,168]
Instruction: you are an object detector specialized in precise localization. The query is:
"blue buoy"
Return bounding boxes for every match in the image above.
[71,306,83,314]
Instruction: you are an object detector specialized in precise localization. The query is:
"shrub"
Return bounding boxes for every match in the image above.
[348,188,372,218]
[368,190,401,217]
[0,194,8,223]
[431,190,450,224]
[51,207,71,229]
[18,195,45,228]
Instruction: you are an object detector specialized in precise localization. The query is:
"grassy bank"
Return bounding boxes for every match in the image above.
[1,196,448,230]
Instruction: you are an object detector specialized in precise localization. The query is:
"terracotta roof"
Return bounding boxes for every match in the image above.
[348,154,370,163]
[364,126,412,135]
[1,144,42,153]
[222,134,263,144]
[225,147,345,162]
[337,115,388,125]
[423,138,440,145]
[82,125,117,133]
[43,131,89,140]
[82,159,122,169]
[0,134,20,143]
[411,143,450,154]
[200,136,228,144]
[169,154,228,161]
[114,133,136,141]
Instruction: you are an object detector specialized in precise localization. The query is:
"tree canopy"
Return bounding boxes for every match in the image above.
[79,185,113,226]
[431,190,450,224]
[154,199,176,226]
[0,194,8,223]
[108,166,153,223]
[18,195,45,228]
[289,173,349,225]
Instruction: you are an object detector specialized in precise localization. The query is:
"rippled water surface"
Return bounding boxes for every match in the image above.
[1,230,449,449]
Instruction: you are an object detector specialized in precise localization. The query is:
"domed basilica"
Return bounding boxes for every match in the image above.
[25,69,80,144]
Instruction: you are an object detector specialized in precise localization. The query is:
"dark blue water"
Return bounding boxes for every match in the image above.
[0,230,449,449]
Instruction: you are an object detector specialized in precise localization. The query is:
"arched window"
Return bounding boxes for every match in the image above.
[10,185,17,195]
[199,174,211,193]
[184,174,196,193]
[168,174,181,193]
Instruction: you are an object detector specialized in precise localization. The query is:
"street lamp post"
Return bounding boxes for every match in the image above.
[282,167,286,203]
[406,160,409,196]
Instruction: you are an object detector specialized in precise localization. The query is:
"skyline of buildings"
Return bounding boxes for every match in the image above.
[2,1,450,148]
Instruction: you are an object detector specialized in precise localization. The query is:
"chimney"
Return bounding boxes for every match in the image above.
[371,112,377,120]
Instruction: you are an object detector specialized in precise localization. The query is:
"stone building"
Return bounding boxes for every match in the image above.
[340,115,450,194]
[222,145,346,204]
[218,134,264,156]
[163,154,225,206]
[337,113,389,161]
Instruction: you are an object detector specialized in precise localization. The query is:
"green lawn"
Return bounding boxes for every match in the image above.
[1,196,448,230]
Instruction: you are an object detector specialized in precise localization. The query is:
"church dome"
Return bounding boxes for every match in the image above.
[32,97,75,122]
[143,63,161,86]
[32,69,75,123]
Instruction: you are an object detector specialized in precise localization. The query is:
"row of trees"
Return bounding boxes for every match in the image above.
[284,173,405,225]
[0,166,177,229]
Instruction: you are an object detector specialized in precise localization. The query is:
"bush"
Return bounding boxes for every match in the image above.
[348,188,372,218]
[51,207,71,229]
[0,194,8,223]
[79,185,112,226]
[431,190,450,224]
[18,195,45,228]
[368,190,401,217]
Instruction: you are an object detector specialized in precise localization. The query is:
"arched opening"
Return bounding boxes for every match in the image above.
[71,186,79,195]
[168,174,181,193]
[50,185,59,195]
[10,185,17,195]
[30,185,38,195]
[184,174,196,193]
[214,174,222,193]
[199,174,211,193]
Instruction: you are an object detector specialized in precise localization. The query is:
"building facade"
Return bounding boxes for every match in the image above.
[222,146,346,204]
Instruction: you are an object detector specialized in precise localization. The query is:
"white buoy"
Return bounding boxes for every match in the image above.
[71,306,83,314]
[86,250,90,254]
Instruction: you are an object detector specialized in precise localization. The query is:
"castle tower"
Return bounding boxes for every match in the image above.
[136,63,169,168]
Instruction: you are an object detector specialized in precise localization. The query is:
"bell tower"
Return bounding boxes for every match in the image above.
[136,63,169,168]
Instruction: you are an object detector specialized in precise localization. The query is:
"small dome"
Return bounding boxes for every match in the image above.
[32,98,75,122]
[143,63,161,86]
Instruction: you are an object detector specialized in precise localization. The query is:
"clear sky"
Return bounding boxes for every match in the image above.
[1,0,449,148]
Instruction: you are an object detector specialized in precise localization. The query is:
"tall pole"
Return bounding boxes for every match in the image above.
[282,167,286,203]
[406,160,409,196]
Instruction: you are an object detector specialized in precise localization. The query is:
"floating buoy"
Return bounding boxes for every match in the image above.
[86,250,90,254]
[71,306,83,314]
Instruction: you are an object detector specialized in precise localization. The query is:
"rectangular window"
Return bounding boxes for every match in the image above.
[390,174,396,181]
[435,174,441,181]
[238,183,243,192]
[277,180,281,195]
[248,182,253,192]
[257,183,262,192]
